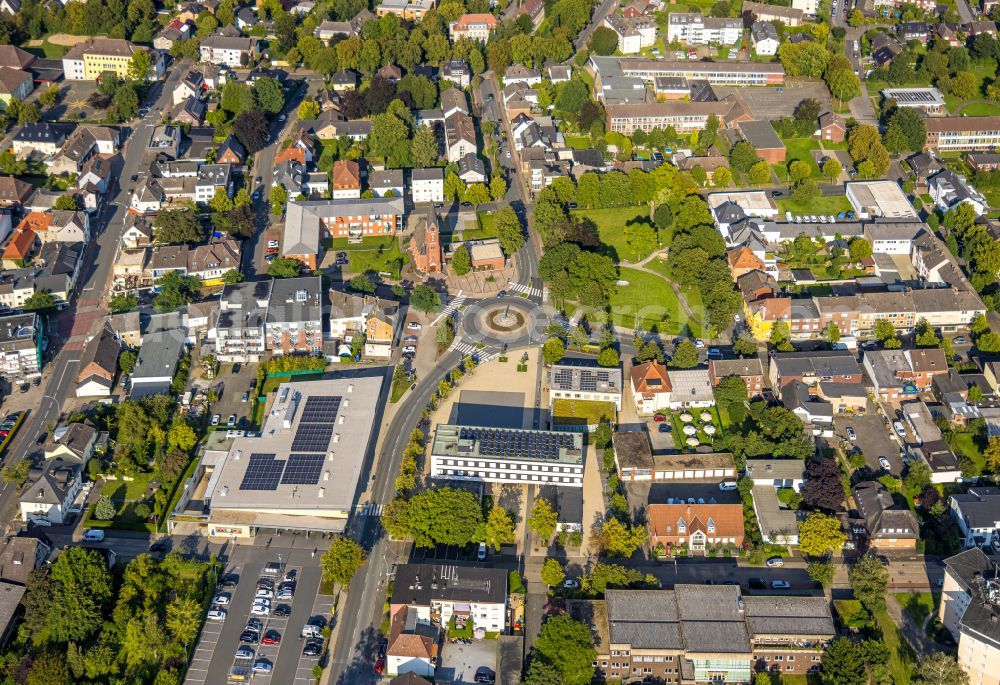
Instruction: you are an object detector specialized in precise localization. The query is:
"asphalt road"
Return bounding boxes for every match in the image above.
[0,64,187,530]
[574,0,620,52]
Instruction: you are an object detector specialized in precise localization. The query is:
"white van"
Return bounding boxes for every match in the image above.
[301,624,322,639]
[718,481,738,491]
[82,529,105,542]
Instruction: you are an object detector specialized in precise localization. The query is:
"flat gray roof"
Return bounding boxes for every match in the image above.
[431,424,584,466]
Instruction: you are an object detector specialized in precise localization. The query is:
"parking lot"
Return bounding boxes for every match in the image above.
[714,79,833,118]
[833,405,904,476]
[209,362,260,429]
[183,547,332,685]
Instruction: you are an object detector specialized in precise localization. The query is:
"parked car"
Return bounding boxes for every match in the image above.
[707,348,722,359]
[403,346,417,355]
[277,586,294,600]
[653,414,666,422]
[235,646,255,660]
[765,557,784,568]
[252,660,273,674]
[284,569,297,582]
[658,424,670,433]
[771,580,791,589]
[83,529,105,542]
[407,322,422,330]
[221,574,239,589]
[403,336,418,344]
[879,456,891,470]
[893,421,906,438]
[477,542,487,561]
[207,609,227,621]
[718,481,738,491]
[303,640,323,657]
[213,593,231,606]
[262,630,281,645]
[563,579,580,589]
[227,414,237,427]
[274,604,292,617]
[250,604,270,616]
[211,414,221,426]
[246,618,262,632]
[846,427,857,441]
[240,630,260,644]
[255,588,273,599]
[954,336,967,345]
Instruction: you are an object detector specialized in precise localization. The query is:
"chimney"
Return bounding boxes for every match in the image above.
[318,487,325,498]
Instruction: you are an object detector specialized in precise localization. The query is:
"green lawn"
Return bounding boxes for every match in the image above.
[776,195,853,216]
[956,101,1000,117]
[84,474,157,532]
[898,591,939,627]
[609,267,703,336]
[563,135,593,150]
[552,399,617,426]
[644,258,705,326]
[875,607,915,684]
[260,371,324,396]
[981,186,1000,210]
[949,430,985,473]
[459,212,499,242]
[329,236,407,277]
[571,206,660,263]
[22,39,69,59]
[780,138,822,180]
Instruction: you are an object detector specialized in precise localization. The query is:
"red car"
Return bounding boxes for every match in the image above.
[375,656,385,674]
[262,630,281,645]
[653,414,666,422]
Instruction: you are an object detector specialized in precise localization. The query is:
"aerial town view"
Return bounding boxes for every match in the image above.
[0,0,1000,681]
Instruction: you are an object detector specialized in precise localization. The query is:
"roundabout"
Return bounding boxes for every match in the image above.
[456,296,551,350]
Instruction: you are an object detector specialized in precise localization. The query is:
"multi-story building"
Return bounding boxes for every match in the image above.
[950,487,1000,549]
[283,198,405,269]
[549,358,623,410]
[853,480,920,550]
[768,350,862,398]
[376,0,434,20]
[331,160,362,199]
[199,34,257,67]
[264,276,323,356]
[430,425,585,487]
[605,95,751,134]
[629,360,672,415]
[741,0,803,25]
[0,313,40,382]
[925,117,1000,152]
[709,358,765,396]
[591,55,785,91]
[448,13,497,42]
[214,280,271,363]
[445,113,476,163]
[411,168,444,204]
[62,38,164,81]
[940,548,1000,685]
[666,12,742,45]
[606,14,659,53]
[863,348,949,401]
[647,502,745,553]
[569,587,834,684]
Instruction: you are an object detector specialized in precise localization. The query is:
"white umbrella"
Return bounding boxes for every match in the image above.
[686,437,699,447]
[700,411,713,422]
[704,425,717,435]
[683,425,697,436]
[680,413,693,423]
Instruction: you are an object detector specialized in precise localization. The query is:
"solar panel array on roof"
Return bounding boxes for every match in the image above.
[291,395,341,451]
[240,453,285,490]
[459,427,572,460]
[282,453,326,485]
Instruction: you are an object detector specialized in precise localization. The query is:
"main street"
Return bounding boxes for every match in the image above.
[0,64,188,530]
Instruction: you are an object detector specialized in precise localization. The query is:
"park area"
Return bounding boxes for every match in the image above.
[83,473,158,533]
[570,206,661,263]
[609,267,704,336]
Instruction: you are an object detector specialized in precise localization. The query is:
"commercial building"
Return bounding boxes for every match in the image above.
[614,430,736,481]
[62,38,164,81]
[882,87,945,114]
[194,376,384,537]
[429,425,585,487]
[940,548,1000,685]
[666,12,742,45]
[569,587,834,683]
[549,358,623,410]
[846,181,919,220]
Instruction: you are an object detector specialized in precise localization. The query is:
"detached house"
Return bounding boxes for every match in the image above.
[629,360,671,415]
[853,480,919,550]
[75,321,120,397]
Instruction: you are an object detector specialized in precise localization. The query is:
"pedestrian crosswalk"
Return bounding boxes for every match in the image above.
[358,503,383,516]
[452,340,499,364]
[430,291,465,326]
[508,282,542,298]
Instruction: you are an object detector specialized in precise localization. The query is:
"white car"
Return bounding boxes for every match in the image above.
[250,604,271,616]
[268,240,279,249]
[563,579,580,589]
[893,421,906,438]
[211,414,221,426]
[403,346,417,354]
[693,339,705,348]
[771,580,790,589]
[407,322,422,330]
[278,114,286,122]
[879,456,891,470]
[403,336,418,344]
[207,609,227,621]
[255,588,273,599]
[213,593,232,606]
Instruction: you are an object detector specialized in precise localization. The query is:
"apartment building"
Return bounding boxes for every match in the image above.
[199,34,257,67]
[605,14,659,53]
[853,480,920,550]
[709,357,765,396]
[629,360,672,415]
[0,313,40,382]
[569,587,834,684]
[666,12,742,45]
[62,38,164,81]
[265,276,323,355]
[647,502,745,552]
[448,13,497,42]
[863,348,948,401]
[411,168,444,204]
[605,95,751,134]
[950,487,1000,548]
[429,425,585,487]
[214,280,271,362]
[445,113,477,163]
[376,0,435,20]
[283,198,405,269]
[331,160,362,199]
[768,350,862,398]
[940,548,1000,685]
[925,117,1000,152]
[741,0,803,26]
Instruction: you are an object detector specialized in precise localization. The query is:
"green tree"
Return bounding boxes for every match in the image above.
[109,294,137,314]
[154,210,203,244]
[589,26,618,55]
[541,558,566,587]
[54,194,78,210]
[597,517,645,558]
[451,245,472,275]
[807,560,835,587]
[270,184,289,214]
[823,322,841,344]
[119,349,137,374]
[495,206,524,256]
[915,318,940,348]
[94,495,116,520]
[0,460,30,487]
[490,175,507,201]
[788,159,811,183]
[542,336,566,364]
[268,257,302,278]
[165,597,202,646]
[950,70,979,99]
[485,506,515,551]
[971,312,990,335]
[913,652,969,685]
[221,80,254,114]
[798,512,847,558]
[733,333,757,356]
[849,554,889,613]
[22,291,56,312]
[623,221,657,261]
[381,487,483,547]
[598,347,619,367]
[411,284,441,312]
[221,269,243,285]
[820,637,866,685]
[298,98,320,120]
[849,238,872,261]
[208,187,234,214]
[822,157,843,184]
[127,48,153,81]
[771,320,792,351]
[251,77,285,114]
[671,338,699,368]
[530,614,596,685]
[527,497,558,541]
[747,160,771,185]
[320,537,366,586]
[348,274,377,293]
[27,652,70,685]
[411,125,439,167]
[873,318,896,342]
[465,183,491,205]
